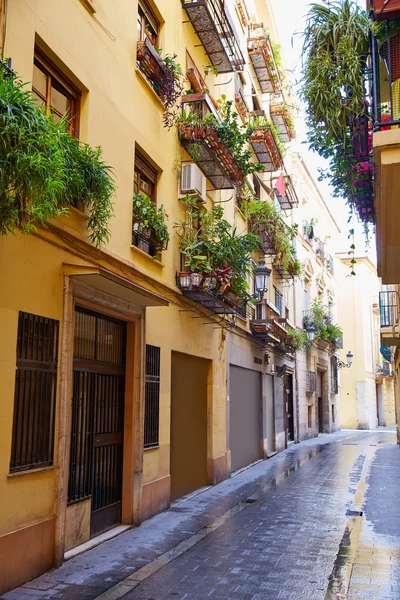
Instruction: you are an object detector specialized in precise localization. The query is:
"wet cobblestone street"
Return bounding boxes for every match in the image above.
[3,430,399,600]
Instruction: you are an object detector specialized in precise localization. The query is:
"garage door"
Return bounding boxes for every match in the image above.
[229,366,261,472]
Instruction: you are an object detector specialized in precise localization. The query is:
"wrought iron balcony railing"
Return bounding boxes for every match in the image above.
[182,0,245,73]
[177,273,249,316]
[370,19,400,130]
[379,290,399,327]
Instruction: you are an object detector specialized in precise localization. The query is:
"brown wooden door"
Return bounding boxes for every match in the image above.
[68,308,126,538]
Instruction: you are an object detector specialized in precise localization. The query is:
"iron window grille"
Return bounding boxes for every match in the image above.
[331,356,339,395]
[306,371,317,394]
[10,311,59,473]
[275,287,283,316]
[144,344,161,448]
[379,290,399,327]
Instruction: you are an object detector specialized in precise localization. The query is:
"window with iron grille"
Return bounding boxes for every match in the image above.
[306,370,317,393]
[144,344,160,448]
[10,311,59,473]
[331,356,339,394]
[274,287,283,315]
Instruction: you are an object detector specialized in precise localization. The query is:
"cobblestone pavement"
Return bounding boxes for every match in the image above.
[3,429,399,600]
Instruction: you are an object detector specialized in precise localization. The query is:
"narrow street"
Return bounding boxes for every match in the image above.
[4,429,399,600]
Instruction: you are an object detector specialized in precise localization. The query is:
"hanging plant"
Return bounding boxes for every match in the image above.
[303,298,343,353]
[160,53,185,130]
[0,65,115,246]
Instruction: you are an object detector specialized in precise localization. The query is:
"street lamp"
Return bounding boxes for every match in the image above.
[306,323,316,342]
[338,351,354,369]
[254,260,271,299]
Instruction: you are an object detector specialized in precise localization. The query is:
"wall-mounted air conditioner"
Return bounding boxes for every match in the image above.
[180,163,206,203]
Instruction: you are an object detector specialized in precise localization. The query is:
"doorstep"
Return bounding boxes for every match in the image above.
[64,525,131,561]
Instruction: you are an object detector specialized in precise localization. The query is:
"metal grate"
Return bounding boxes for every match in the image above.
[306,371,317,393]
[144,345,161,449]
[331,356,339,395]
[10,312,59,473]
[379,290,398,327]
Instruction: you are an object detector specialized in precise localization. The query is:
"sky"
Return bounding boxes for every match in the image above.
[269,0,375,260]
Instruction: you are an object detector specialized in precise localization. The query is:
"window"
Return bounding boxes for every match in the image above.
[134,152,157,202]
[274,287,283,315]
[32,50,80,136]
[331,356,339,394]
[137,0,159,45]
[308,406,313,429]
[10,312,59,473]
[144,345,160,448]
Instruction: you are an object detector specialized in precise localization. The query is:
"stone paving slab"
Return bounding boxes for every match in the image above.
[2,429,398,600]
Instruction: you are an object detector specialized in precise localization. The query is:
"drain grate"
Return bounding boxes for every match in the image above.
[22,580,55,591]
[244,497,258,504]
[346,509,363,517]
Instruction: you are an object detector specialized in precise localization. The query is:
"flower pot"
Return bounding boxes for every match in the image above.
[178,272,192,289]
[180,124,193,140]
[138,238,150,254]
[190,272,202,287]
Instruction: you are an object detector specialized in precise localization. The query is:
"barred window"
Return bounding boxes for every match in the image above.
[144,344,160,448]
[10,312,59,473]
[331,356,339,395]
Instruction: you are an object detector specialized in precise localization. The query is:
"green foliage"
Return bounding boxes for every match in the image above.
[248,114,288,157]
[179,97,264,177]
[132,192,169,254]
[174,195,260,295]
[287,328,310,351]
[303,298,343,352]
[0,65,115,246]
[244,196,299,271]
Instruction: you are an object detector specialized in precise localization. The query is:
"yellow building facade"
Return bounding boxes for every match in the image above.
[0,0,346,593]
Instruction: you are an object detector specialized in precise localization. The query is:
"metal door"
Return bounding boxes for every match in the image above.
[229,366,261,472]
[68,307,126,537]
[285,373,295,442]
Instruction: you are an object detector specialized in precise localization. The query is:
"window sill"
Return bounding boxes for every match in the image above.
[144,445,160,452]
[130,244,164,267]
[135,67,165,109]
[8,465,55,478]
[68,205,89,221]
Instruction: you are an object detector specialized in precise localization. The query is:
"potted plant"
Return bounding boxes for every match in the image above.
[132,192,169,256]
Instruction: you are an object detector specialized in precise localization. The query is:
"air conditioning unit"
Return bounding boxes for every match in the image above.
[180,163,206,203]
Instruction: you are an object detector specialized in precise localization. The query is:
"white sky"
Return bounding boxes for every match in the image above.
[270,0,376,259]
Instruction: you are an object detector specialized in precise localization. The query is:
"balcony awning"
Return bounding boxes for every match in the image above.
[182,0,245,73]
[64,264,169,307]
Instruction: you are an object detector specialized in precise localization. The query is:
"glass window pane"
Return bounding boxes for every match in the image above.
[33,64,47,97]
[32,90,46,108]
[51,86,71,116]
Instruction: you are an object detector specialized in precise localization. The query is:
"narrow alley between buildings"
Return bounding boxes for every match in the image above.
[3,429,399,600]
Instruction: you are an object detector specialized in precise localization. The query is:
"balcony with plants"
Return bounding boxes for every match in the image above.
[175,196,260,315]
[136,41,185,129]
[247,32,281,94]
[248,115,284,172]
[250,302,295,354]
[270,103,296,143]
[300,1,377,237]
[132,193,170,258]
[181,0,245,74]
[178,96,264,189]
[295,298,343,353]
[0,63,115,248]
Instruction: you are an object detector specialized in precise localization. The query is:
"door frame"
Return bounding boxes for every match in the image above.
[54,276,146,565]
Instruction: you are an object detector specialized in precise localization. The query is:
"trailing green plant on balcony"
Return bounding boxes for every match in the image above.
[174,195,260,298]
[303,298,343,352]
[0,66,115,246]
[300,1,376,238]
[239,195,298,270]
[132,192,169,254]
[287,328,310,351]
[178,98,265,178]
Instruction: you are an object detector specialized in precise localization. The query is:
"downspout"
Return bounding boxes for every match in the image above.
[293,273,300,443]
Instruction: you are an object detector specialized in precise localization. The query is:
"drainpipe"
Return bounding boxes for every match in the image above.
[293,249,300,443]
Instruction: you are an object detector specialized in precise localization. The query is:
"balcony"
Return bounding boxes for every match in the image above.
[273,174,298,210]
[248,36,281,93]
[250,302,294,353]
[136,39,167,99]
[250,219,276,255]
[270,104,295,142]
[235,89,249,122]
[370,21,400,281]
[314,238,326,262]
[379,290,400,345]
[177,273,249,315]
[250,125,282,172]
[182,0,245,74]
[179,94,244,189]
[274,260,298,282]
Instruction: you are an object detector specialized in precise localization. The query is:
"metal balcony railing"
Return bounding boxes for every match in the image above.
[370,20,400,130]
[182,0,245,74]
[379,290,399,327]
